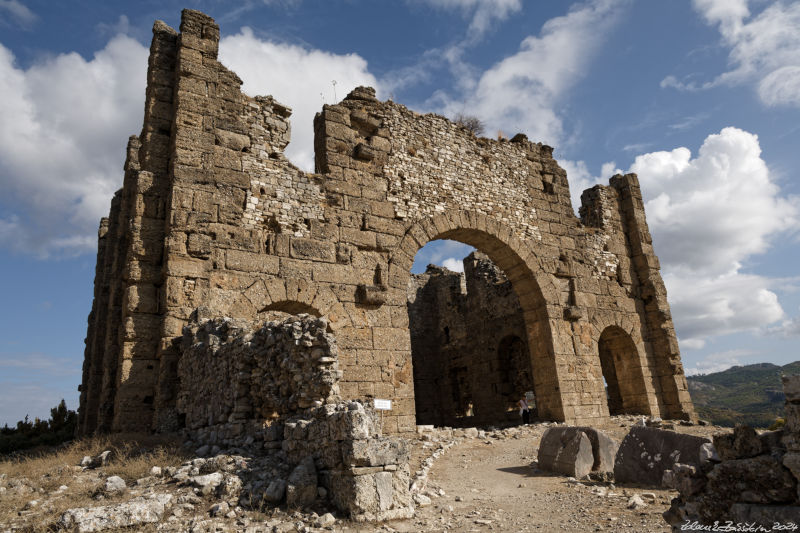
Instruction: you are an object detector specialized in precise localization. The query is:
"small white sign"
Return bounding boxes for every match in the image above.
[373,399,392,410]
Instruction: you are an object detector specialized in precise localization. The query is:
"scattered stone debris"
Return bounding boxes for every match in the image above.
[664,376,800,530]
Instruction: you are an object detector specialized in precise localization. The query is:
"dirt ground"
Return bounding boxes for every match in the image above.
[366,417,724,533]
[1,417,727,533]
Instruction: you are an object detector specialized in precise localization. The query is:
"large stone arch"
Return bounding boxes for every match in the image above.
[386,210,566,421]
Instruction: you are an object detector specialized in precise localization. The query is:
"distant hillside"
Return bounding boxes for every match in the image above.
[687,361,800,428]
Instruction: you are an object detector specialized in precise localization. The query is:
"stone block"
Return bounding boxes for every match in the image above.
[290,237,336,263]
[225,249,279,273]
[714,425,763,460]
[614,426,711,486]
[286,456,317,508]
[537,427,594,479]
[342,437,409,467]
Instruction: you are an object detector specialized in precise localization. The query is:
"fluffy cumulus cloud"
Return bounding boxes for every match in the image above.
[0,36,148,256]
[218,28,379,171]
[663,0,800,108]
[0,26,378,256]
[566,127,799,347]
[632,127,798,347]
[436,0,626,146]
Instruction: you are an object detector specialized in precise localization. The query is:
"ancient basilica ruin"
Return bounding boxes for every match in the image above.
[77,9,695,441]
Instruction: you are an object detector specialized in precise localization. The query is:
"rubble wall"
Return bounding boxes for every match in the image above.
[79,8,694,436]
[178,314,412,520]
[664,375,800,528]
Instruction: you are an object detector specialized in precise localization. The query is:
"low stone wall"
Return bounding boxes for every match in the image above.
[284,403,413,520]
[176,314,412,520]
[177,313,341,443]
[663,375,800,529]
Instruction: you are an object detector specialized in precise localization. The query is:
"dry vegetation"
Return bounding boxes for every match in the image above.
[0,433,189,531]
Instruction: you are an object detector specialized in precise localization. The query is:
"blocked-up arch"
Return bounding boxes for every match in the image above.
[387,210,564,421]
[597,325,651,415]
[225,277,352,331]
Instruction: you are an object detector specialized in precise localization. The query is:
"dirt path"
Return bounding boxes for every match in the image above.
[382,422,681,532]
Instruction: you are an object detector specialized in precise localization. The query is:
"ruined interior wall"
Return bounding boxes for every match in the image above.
[79,8,694,436]
[408,253,533,427]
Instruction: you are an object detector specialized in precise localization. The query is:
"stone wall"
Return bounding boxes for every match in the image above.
[78,8,694,437]
[664,375,800,528]
[177,314,341,442]
[177,314,412,520]
[408,252,533,427]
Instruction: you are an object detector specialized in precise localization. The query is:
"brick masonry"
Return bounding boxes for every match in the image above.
[78,9,695,437]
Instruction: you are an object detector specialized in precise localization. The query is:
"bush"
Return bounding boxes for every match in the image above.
[0,399,77,454]
[454,114,485,136]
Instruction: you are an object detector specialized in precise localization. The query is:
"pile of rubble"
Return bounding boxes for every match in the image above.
[663,375,800,528]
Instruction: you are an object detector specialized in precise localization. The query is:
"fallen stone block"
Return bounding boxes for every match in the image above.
[59,493,172,532]
[537,427,594,479]
[614,426,710,486]
[713,425,762,460]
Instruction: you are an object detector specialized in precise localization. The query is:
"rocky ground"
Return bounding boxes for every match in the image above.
[0,416,727,533]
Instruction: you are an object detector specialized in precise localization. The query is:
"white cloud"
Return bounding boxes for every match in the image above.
[768,312,800,337]
[218,27,379,171]
[436,0,627,146]
[632,127,798,276]
[0,36,148,256]
[633,127,798,345]
[0,26,379,256]
[442,257,466,272]
[684,348,753,376]
[560,159,620,214]
[664,0,800,108]
[664,270,784,345]
[566,127,798,347]
[0,0,36,29]
[415,0,522,38]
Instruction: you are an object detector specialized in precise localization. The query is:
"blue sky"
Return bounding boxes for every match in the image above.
[1,0,798,425]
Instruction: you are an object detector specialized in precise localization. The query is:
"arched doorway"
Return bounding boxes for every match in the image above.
[597,326,649,415]
[388,211,561,427]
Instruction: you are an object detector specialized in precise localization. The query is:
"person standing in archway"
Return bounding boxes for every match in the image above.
[518,395,530,425]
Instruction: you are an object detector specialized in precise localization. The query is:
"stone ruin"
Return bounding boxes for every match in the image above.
[663,375,800,526]
[75,6,696,518]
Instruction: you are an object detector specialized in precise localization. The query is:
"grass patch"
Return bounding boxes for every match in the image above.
[0,433,190,530]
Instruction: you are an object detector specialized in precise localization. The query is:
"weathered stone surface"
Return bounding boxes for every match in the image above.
[264,479,287,503]
[286,456,317,507]
[103,476,126,494]
[538,427,594,479]
[59,493,172,532]
[713,424,762,460]
[665,375,800,530]
[614,426,710,486]
[79,7,694,442]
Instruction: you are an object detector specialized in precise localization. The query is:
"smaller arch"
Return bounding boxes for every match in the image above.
[598,325,650,415]
[260,300,320,316]
[228,277,352,331]
[497,334,534,402]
